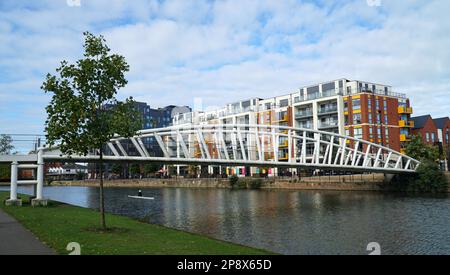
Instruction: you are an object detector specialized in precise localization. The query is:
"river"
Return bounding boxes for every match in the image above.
[1,185,449,255]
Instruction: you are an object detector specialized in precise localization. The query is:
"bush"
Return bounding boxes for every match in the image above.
[229,175,239,188]
[229,176,263,189]
[249,179,263,189]
[394,160,448,193]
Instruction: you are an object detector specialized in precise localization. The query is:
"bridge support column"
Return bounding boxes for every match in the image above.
[5,162,21,206]
[32,149,48,207]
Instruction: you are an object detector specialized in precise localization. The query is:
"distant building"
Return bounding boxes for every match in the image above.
[411,115,438,145]
[106,101,191,156]
[412,115,450,171]
[47,163,88,180]
[433,117,450,148]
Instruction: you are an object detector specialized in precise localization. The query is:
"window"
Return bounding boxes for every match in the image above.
[377,114,381,124]
[344,101,348,112]
[345,129,350,136]
[279,99,289,107]
[369,127,374,138]
[431,133,436,142]
[377,127,382,138]
[368,113,373,124]
[426,132,430,142]
[446,130,449,144]
[383,100,388,111]
[368,98,372,109]
[352,99,361,110]
[375,100,380,110]
[385,128,389,140]
[345,115,350,126]
[353,113,362,124]
[354,128,363,139]
[384,115,388,124]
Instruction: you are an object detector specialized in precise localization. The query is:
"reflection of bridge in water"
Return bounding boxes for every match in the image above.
[0,124,420,203]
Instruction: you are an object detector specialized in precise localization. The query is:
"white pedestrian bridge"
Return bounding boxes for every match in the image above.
[1,124,420,202]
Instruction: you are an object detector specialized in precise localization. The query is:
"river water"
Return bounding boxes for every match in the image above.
[2,185,449,255]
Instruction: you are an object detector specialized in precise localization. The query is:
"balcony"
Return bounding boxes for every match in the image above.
[319,121,339,129]
[298,124,313,129]
[398,106,413,114]
[279,140,289,148]
[295,111,313,119]
[400,134,412,142]
[278,153,289,161]
[273,114,288,123]
[399,120,414,128]
[318,106,338,115]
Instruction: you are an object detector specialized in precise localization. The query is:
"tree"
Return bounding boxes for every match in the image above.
[111,163,123,177]
[0,135,14,155]
[42,32,142,230]
[396,134,448,193]
[129,163,141,178]
[405,135,439,162]
[143,163,160,177]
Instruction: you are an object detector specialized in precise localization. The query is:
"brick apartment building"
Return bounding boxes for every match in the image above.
[173,78,414,177]
[412,115,450,171]
[411,115,438,145]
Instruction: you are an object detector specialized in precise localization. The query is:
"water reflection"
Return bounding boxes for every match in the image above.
[2,186,449,255]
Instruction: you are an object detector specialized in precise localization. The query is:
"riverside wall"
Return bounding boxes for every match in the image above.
[50,173,394,192]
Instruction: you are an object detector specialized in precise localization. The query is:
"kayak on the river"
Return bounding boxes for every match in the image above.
[128,195,154,200]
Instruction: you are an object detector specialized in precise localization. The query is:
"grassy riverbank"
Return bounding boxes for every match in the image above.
[0,192,272,255]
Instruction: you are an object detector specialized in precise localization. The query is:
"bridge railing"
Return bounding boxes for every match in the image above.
[38,124,420,173]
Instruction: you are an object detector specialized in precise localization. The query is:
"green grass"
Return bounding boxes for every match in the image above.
[0,192,273,255]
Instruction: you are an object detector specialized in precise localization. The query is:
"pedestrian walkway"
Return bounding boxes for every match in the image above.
[0,209,55,255]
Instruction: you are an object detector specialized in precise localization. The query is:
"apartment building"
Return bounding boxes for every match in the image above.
[411,115,439,145]
[412,115,450,171]
[172,79,413,177]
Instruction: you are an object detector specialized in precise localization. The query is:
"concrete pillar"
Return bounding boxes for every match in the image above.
[10,162,18,200]
[36,150,44,200]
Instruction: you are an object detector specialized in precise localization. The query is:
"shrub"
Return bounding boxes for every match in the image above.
[394,160,448,193]
[249,179,263,189]
[229,175,239,188]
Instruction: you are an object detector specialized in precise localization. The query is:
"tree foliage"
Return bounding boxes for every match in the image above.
[0,135,14,155]
[143,163,161,176]
[405,135,439,162]
[42,32,141,155]
[110,163,123,176]
[396,135,448,193]
[129,163,141,177]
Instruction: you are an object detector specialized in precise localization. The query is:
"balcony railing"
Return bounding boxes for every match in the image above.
[274,114,289,122]
[295,111,313,119]
[298,124,313,129]
[319,121,339,129]
[400,134,412,142]
[399,120,414,128]
[398,106,413,114]
[318,106,338,114]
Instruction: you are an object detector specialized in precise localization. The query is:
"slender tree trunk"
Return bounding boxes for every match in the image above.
[99,147,106,230]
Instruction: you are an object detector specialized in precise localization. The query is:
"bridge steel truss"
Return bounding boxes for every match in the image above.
[2,124,420,202]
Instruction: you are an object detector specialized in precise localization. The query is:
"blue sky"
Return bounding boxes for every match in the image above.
[1,0,450,152]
